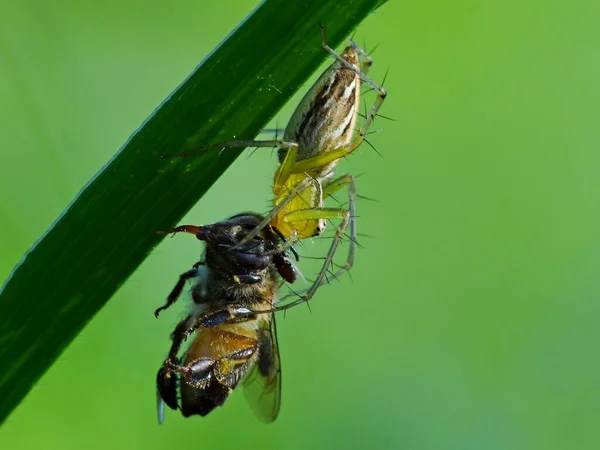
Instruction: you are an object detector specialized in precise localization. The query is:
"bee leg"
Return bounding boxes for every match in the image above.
[196,307,256,328]
[154,268,198,318]
[157,314,198,423]
[161,312,203,378]
[165,308,259,370]
[180,307,258,340]
[172,344,257,389]
[213,344,258,388]
[273,252,298,284]
[178,342,258,418]
[168,358,210,387]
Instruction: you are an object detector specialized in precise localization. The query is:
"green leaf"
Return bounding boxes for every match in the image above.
[0,0,387,425]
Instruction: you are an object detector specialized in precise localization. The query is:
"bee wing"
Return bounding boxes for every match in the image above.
[241,314,282,423]
[157,392,166,425]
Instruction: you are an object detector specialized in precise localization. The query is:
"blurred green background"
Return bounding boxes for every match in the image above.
[1,0,599,449]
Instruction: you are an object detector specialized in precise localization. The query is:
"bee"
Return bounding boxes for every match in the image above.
[178,26,387,311]
[155,213,297,423]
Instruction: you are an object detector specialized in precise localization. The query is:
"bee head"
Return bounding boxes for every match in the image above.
[201,213,279,276]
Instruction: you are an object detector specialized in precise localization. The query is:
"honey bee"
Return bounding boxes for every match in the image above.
[155,213,297,423]
[177,26,387,311]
